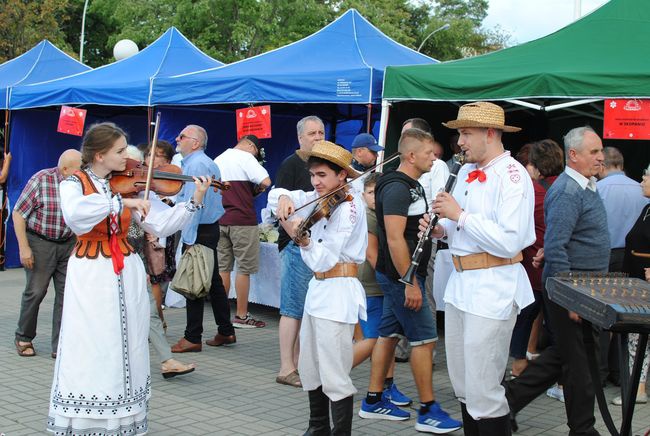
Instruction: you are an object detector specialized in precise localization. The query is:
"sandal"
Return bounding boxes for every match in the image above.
[161,360,196,379]
[276,370,302,388]
[15,340,35,357]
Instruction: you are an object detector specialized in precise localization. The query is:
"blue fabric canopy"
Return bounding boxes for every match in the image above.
[10,27,223,109]
[1,40,89,109]
[152,9,435,105]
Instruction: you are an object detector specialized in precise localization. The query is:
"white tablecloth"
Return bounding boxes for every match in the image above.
[165,241,281,309]
[227,241,281,308]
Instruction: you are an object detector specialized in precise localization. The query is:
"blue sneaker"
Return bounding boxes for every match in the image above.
[415,402,462,434]
[359,397,411,421]
[384,383,412,406]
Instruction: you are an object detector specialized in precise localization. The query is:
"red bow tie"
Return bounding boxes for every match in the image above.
[466,169,487,183]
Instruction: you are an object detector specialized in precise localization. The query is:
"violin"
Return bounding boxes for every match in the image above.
[293,189,353,244]
[109,158,230,197]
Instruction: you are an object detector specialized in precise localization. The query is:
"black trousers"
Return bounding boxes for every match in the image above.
[183,222,234,343]
[505,288,600,436]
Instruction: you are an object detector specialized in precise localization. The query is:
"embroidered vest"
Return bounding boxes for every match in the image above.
[73,170,134,259]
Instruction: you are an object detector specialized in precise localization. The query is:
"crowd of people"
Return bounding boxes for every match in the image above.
[5,101,650,435]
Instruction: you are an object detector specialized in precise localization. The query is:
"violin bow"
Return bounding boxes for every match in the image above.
[143,112,161,201]
[289,151,401,217]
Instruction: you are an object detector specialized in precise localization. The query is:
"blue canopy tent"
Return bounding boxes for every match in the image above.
[1,40,89,109]
[4,28,223,268]
[10,27,222,109]
[0,40,89,269]
[152,9,434,106]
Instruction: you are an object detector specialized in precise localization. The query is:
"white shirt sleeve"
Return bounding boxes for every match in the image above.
[134,192,195,238]
[60,178,121,235]
[267,188,315,214]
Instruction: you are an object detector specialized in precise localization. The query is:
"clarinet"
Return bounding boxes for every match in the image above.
[399,151,466,286]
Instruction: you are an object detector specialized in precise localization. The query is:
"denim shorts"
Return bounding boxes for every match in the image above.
[376,271,437,345]
[279,242,313,319]
[359,296,384,339]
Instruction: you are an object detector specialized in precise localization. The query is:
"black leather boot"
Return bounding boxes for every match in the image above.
[460,402,479,436]
[476,414,512,436]
[330,395,353,436]
[303,387,331,436]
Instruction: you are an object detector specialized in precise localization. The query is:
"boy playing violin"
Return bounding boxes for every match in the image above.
[268,140,367,435]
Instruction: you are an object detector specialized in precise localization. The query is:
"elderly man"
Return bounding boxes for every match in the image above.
[171,124,236,352]
[425,102,535,434]
[274,116,324,387]
[14,149,82,358]
[596,146,647,387]
[506,126,609,436]
[597,146,648,271]
[215,134,271,328]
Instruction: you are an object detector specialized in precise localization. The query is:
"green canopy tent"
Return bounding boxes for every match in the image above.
[377,0,650,176]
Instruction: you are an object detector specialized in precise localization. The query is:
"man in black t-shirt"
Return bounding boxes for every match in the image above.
[359,129,461,433]
[273,115,325,388]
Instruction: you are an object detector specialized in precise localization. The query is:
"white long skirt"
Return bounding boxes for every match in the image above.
[47,254,151,436]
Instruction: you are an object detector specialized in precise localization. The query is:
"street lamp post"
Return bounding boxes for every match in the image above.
[417,23,451,53]
[80,0,90,63]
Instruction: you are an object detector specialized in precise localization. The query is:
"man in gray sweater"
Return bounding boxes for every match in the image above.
[506,126,608,436]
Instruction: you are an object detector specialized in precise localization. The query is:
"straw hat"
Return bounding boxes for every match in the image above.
[297,140,361,178]
[443,101,521,132]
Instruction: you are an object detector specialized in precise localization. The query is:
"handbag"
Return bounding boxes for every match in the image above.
[143,235,166,276]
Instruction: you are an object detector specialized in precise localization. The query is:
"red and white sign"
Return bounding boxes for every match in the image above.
[236,105,271,139]
[603,99,650,140]
[57,106,87,136]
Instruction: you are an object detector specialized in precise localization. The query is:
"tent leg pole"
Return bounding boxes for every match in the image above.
[377,100,391,171]
[147,107,153,144]
[0,109,10,271]
[366,103,372,133]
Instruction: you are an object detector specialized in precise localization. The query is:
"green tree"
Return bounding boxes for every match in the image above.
[0,0,75,63]
[416,0,511,61]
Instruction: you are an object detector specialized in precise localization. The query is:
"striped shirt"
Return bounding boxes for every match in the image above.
[14,167,73,240]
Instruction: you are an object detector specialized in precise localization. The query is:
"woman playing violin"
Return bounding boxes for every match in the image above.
[47,122,211,436]
[267,140,367,435]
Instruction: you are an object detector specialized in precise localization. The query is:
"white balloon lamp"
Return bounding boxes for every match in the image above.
[113,39,139,61]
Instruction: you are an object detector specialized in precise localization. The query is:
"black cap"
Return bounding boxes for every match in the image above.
[241,134,259,148]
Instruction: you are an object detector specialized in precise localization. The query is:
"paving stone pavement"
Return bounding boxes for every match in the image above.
[0,267,648,435]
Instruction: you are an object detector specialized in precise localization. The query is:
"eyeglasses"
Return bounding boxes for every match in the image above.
[179,133,199,141]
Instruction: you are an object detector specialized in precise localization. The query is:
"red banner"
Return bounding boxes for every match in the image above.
[603,99,650,140]
[236,105,272,139]
[57,106,87,136]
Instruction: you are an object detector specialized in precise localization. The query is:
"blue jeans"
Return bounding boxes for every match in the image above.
[359,296,384,339]
[376,271,437,345]
[279,242,313,319]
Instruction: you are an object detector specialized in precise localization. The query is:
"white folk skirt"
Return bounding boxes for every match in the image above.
[47,254,151,435]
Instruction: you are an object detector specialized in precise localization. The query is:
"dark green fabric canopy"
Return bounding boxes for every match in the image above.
[383,0,650,102]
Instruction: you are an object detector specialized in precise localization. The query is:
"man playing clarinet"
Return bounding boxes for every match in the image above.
[427,102,535,434]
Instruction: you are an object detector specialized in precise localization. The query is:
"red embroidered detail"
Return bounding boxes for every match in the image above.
[466,169,487,183]
[109,214,125,274]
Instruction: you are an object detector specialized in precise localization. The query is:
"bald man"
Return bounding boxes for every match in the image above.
[14,149,82,358]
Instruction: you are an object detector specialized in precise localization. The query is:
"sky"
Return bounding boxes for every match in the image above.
[483,0,609,44]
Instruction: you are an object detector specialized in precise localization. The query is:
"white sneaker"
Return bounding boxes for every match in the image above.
[546,384,565,403]
[611,393,648,406]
